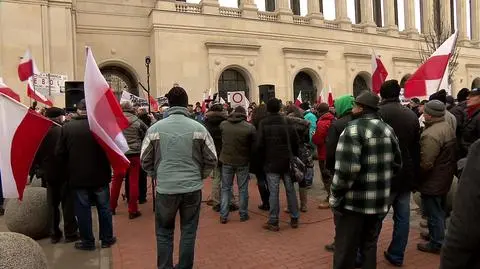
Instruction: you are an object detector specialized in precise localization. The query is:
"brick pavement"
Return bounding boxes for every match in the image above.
[111,180,440,269]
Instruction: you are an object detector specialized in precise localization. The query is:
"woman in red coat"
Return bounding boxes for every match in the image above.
[312,103,335,209]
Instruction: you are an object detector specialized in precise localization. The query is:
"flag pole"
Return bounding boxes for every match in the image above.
[145,56,151,114]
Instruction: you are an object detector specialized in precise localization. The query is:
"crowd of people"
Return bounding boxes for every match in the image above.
[0,81,479,269]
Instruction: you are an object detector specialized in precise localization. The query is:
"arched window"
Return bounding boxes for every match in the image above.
[100,65,138,98]
[353,72,372,97]
[218,68,249,102]
[293,71,317,104]
[472,77,480,89]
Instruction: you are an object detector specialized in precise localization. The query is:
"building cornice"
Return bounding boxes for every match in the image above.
[76,26,150,37]
[204,42,261,51]
[466,64,480,69]
[392,56,421,64]
[282,48,328,56]
[343,52,371,59]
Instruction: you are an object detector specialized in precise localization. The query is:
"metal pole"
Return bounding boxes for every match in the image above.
[145,56,151,114]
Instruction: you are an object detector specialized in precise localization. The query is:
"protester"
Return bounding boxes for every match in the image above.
[219,106,256,223]
[136,107,155,204]
[141,87,217,269]
[428,90,457,133]
[247,105,253,122]
[324,94,355,252]
[449,88,470,132]
[410,98,422,117]
[285,105,311,212]
[378,80,421,266]
[251,104,270,211]
[446,95,455,110]
[330,91,402,269]
[56,99,116,250]
[459,88,480,159]
[312,103,335,209]
[298,102,317,187]
[110,101,147,219]
[417,100,457,254]
[256,98,300,231]
[440,139,480,268]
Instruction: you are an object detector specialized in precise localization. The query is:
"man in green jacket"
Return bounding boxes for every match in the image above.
[219,106,256,223]
[141,87,217,269]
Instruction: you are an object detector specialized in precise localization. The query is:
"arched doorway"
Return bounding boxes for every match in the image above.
[353,72,372,97]
[400,74,411,88]
[293,71,317,104]
[100,65,138,97]
[472,77,480,89]
[218,68,249,102]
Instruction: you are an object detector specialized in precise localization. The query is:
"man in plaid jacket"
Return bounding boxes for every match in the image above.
[330,91,402,269]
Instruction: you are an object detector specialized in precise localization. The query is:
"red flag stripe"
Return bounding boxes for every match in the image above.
[404,54,450,98]
[92,132,130,176]
[18,60,34,82]
[11,109,53,200]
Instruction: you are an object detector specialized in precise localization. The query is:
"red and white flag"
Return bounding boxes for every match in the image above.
[84,47,130,175]
[328,86,334,107]
[371,50,388,94]
[0,78,20,102]
[404,32,458,98]
[0,94,53,199]
[295,91,302,107]
[149,95,159,112]
[18,50,35,82]
[27,79,53,106]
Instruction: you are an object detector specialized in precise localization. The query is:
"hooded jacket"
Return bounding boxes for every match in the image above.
[325,95,355,171]
[204,110,228,159]
[312,112,335,161]
[459,107,480,158]
[219,112,256,166]
[123,111,148,155]
[379,98,421,192]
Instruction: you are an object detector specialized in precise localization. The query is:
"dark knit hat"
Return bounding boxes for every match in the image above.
[316,103,330,114]
[355,91,380,110]
[234,106,247,115]
[45,107,65,118]
[457,88,470,102]
[429,89,447,104]
[469,88,480,97]
[267,98,281,113]
[446,95,455,105]
[424,100,445,117]
[380,80,401,99]
[77,99,86,111]
[299,102,310,111]
[410,98,420,105]
[165,87,188,108]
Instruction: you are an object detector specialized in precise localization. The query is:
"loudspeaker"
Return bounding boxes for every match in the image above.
[259,84,275,104]
[65,81,85,112]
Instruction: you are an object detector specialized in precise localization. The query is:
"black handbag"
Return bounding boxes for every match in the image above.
[282,118,306,182]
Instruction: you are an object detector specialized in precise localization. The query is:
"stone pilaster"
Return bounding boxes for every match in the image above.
[403,0,418,38]
[472,0,480,46]
[335,0,351,30]
[383,0,398,36]
[240,0,258,19]
[275,0,293,22]
[360,0,376,33]
[457,0,470,45]
[307,0,324,25]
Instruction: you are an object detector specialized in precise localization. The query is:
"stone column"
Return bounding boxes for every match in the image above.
[275,0,293,22]
[472,0,480,46]
[307,0,324,25]
[383,0,398,36]
[200,0,220,15]
[440,0,452,35]
[457,0,469,45]
[403,0,418,38]
[240,0,258,19]
[421,0,434,34]
[335,0,351,30]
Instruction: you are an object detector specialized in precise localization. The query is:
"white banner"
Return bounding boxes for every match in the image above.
[229,91,247,109]
[121,91,148,107]
[32,73,67,96]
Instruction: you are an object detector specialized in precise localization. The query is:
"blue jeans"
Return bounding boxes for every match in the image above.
[74,186,114,247]
[156,190,201,269]
[266,173,299,225]
[385,191,411,264]
[421,194,445,249]
[304,167,314,187]
[220,165,249,219]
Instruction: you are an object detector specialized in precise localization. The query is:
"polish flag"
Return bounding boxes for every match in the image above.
[149,95,159,112]
[201,91,207,113]
[18,50,35,82]
[371,50,388,94]
[404,32,458,98]
[0,94,53,199]
[0,78,20,102]
[295,91,302,107]
[84,47,130,175]
[328,86,334,107]
[27,78,53,107]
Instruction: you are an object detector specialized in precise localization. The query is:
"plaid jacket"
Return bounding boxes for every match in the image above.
[329,114,402,215]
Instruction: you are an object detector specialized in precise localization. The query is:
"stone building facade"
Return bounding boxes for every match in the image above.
[1,0,480,106]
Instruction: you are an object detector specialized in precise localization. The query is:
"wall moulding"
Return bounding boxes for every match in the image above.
[282,48,328,60]
[392,56,421,65]
[205,42,261,56]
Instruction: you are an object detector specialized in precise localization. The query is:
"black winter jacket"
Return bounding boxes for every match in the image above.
[459,108,480,158]
[325,113,353,172]
[56,115,112,189]
[34,125,65,186]
[379,99,421,192]
[204,111,227,159]
[440,139,480,269]
[256,113,299,174]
